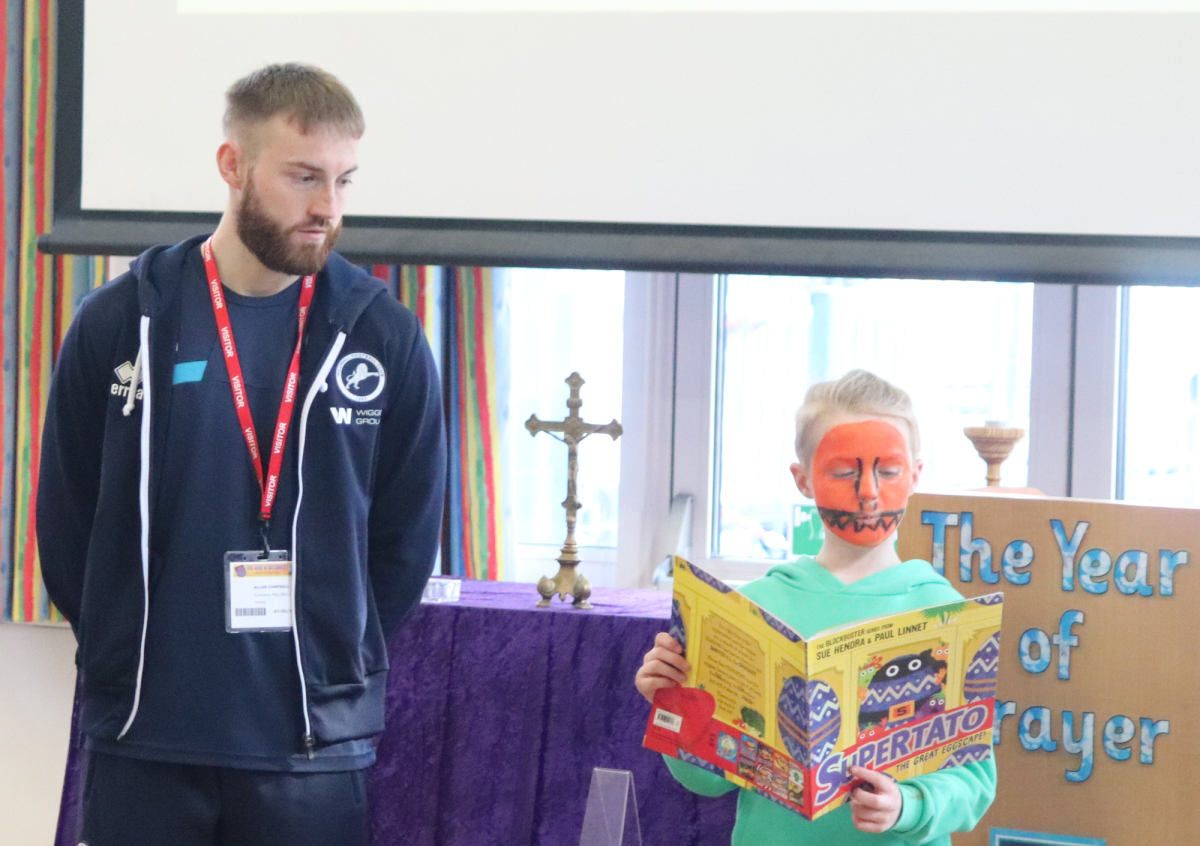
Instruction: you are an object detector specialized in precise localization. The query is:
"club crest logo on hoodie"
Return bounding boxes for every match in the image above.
[335,352,385,403]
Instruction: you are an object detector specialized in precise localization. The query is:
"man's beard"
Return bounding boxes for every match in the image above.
[236,177,342,276]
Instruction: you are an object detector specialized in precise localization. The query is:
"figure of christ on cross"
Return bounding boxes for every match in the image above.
[526,372,623,609]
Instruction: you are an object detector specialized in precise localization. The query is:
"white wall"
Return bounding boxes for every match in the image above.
[0,624,79,845]
[82,3,1200,237]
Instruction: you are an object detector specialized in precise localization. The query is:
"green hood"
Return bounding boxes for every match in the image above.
[739,556,962,640]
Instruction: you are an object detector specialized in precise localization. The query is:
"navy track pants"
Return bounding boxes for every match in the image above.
[77,751,370,846]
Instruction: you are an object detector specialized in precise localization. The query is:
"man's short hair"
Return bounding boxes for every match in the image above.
[224,63,364,142]
[794,369,921,467]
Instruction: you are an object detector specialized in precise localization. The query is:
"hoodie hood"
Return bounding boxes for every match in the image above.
[132,233,384,333]
[764,556,952,598]
[740,555,964,642]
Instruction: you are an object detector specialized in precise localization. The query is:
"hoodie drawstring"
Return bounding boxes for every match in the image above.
[122,342,144,417]
[118,316,153,740]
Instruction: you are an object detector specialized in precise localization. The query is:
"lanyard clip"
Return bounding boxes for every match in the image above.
[259,517,272,558]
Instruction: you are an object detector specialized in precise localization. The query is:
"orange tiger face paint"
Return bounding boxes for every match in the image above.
[811,420,913,547]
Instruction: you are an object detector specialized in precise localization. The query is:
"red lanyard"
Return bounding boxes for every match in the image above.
[202,238,315,527]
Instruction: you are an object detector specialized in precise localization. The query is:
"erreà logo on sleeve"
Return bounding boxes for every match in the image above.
[111,361,143,401]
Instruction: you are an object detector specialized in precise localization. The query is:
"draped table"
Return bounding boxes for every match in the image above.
[54,580,737,846]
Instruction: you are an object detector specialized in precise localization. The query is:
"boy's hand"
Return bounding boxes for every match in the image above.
[635,632,691,703]
[848,766,903,833]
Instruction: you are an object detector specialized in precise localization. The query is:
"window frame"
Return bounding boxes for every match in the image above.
[506,270,1127,588]
[661,275,1114,585]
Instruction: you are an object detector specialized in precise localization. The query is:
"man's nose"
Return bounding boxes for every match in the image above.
[310,185,339,222]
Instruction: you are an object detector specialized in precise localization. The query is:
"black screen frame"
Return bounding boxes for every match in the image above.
[37,0,1200,285]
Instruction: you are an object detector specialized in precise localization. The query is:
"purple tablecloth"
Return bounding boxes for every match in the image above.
[54,580,737,845]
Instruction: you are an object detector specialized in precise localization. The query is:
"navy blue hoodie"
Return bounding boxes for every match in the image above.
[37,235,446,765]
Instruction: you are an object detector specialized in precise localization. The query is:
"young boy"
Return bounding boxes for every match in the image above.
[635,370,996,845]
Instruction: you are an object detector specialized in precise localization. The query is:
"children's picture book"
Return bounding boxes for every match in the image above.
[643,557,1003,821]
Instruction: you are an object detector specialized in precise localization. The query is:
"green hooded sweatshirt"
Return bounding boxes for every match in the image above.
[663,556,997,846]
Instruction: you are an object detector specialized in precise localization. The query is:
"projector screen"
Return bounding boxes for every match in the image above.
[43,1,1200,279]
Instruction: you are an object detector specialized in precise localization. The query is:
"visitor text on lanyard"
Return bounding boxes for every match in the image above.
[201,238,315,551]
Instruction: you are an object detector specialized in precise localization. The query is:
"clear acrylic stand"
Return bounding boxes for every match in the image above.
[578,768,643,846]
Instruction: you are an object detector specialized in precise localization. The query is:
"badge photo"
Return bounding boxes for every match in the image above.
[335,352,386,403]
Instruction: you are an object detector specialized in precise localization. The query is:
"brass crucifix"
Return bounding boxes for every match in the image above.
[526,372,623,610]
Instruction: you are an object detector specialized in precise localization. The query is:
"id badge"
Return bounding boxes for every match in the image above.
[225,550,293,633]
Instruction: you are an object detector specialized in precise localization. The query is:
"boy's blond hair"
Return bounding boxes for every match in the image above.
[794,370,920,467]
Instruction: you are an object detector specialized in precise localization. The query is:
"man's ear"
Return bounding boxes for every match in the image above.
[791,462,815,499]
[217,140,247,191]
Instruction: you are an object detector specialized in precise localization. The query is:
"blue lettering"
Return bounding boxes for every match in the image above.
[815,754,849,806]
[1061,711,1095,782]
[1115,550,1153,596]
[1140,718,1170,764]
[889,728,912,759]
[1079,549,1111,594]
[1159,550,1188,597]
[1051,610,1084,681]
[1052,519,1089,591]
[926,717,948,746]
[959,513,996,583]
[962,703,989,733]
[1103,715,1135,761]
[1018,628,1051,674]
[921,511,960,577]
[874,736,893,769]
[856,740,877,770]
[994,701,1017,745]
[1019,707,1057,752]
[1001,540,1033,585]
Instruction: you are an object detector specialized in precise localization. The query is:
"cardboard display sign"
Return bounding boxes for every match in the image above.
[897,492,1192,846]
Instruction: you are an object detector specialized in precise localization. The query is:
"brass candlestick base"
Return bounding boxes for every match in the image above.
[964,425,1026,487]
[536,553,593,610]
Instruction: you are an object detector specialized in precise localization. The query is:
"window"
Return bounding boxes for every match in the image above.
[486,269,1127,588]
[677,275,1034,573]
[503,268,626,583]
[1121,285,1200,506]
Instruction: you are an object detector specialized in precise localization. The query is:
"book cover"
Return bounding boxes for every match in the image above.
[643,557,1002,820]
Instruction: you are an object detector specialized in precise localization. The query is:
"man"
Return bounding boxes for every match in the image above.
[37,64,446,846]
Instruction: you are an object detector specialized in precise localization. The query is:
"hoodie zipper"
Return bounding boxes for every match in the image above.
[117,316,153,740]
[116,315,350,759]
[290,330,347,757]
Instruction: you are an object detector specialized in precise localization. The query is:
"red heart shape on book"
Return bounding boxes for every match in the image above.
[650,686,717,748]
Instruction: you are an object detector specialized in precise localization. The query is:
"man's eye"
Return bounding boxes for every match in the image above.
[877,466,904,478]
[828,469,857,479]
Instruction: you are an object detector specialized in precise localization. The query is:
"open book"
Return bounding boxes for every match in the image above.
[643,557,1002,820]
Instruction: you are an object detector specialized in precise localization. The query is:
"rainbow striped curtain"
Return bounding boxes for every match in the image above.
[379,264,507,580]
[442,267,506,581]
[2,0,108,622]
[0,0,509,618]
